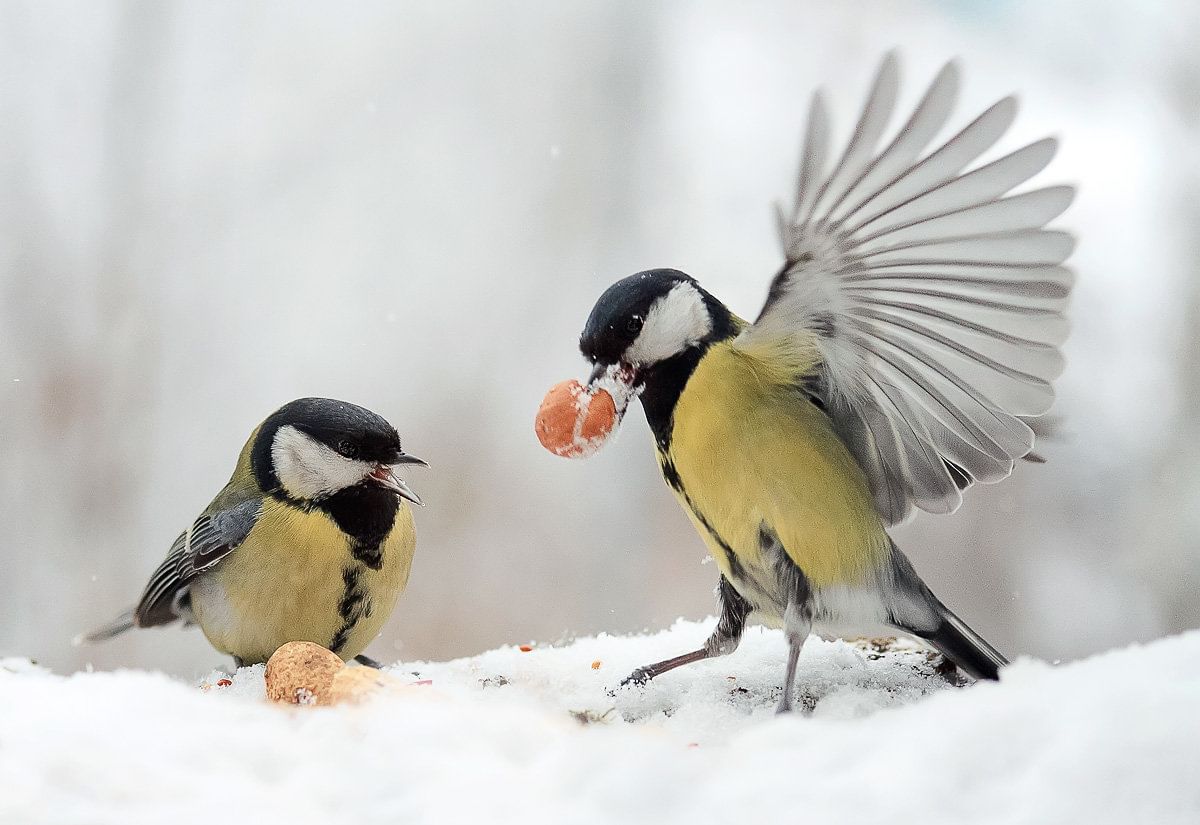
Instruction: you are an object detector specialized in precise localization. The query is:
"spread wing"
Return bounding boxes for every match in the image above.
[737,53,1075,525]
[135,497,262,627]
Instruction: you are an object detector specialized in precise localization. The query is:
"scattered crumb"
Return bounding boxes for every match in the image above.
[569,708,615,725]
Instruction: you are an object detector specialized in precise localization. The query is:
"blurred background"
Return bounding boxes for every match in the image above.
[1,0,1197,677]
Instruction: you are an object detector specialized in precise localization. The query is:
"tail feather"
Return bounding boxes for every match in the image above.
[919,606,1009,681]
[887,543,1008,681]
[73,610,136,646]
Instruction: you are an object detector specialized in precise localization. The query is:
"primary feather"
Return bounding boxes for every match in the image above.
[743,53,1075,524]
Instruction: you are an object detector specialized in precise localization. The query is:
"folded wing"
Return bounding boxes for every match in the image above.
[135,497,262,626]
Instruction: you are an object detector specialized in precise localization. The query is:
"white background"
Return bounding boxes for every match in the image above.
[1,0,1196,676]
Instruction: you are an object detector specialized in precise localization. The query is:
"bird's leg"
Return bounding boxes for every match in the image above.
[620,576,752,687]
[353,654,383,669]
[776,600,812,714]
[620,648,713,686]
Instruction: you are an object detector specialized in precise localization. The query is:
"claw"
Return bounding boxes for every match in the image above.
[619,667,654,689]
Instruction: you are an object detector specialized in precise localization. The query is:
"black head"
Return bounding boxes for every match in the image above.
[577,269,737,448]
[250,397,425,504]
[579,268,736,374]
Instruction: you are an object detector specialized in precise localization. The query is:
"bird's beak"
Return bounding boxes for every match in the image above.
[367,463,424,506]
[391,452,430,468]
[587,362,607,386]
[587,361,641,391]
[586,361,641,417]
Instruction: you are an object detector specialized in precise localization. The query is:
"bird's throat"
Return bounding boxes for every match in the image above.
[639,347,708,451]
[316,483,400,570]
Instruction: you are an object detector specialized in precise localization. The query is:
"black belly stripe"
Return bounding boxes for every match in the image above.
[330,564,372,654]
[337,566,365,619]
[659,455,747,582]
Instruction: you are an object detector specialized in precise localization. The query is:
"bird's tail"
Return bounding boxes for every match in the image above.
[73,610,136,646]
[887,544,1008,681]
[919,604,1009,681]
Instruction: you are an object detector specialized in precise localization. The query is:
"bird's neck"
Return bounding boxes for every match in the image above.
[639,297,739,451]
[314,484,401,570]
[639,348,706,450]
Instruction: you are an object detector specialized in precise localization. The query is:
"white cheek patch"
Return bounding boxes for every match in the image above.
[271,425,372,500]
[624,281,713,365]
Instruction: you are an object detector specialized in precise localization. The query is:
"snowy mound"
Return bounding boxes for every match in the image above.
[2,621,1198,824]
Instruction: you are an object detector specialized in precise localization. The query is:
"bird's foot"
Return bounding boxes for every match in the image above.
[619,666,655,689]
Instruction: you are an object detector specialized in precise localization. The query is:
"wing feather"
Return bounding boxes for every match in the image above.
[856,181,1067,269]
[826,61,960,226]
[134,497,262,627]
[809,51,899,223]
[849,138,1059,241]
[833,97,1017,237]
[740,55,1074,523]
[791,91,831,225]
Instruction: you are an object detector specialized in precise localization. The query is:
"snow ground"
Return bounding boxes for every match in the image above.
[2,620,1198,825]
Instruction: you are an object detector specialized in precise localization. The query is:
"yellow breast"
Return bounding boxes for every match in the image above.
[191,498,415,664]
[664,341,888,591]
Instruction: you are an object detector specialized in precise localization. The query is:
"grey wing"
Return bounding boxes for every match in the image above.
[738,53,1075,525]
[134,498,262,627]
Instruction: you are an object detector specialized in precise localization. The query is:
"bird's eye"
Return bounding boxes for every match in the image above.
[626,316,643,335]
[336,440,358,459]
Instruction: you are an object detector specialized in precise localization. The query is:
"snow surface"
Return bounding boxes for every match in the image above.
[2,621,1198,825]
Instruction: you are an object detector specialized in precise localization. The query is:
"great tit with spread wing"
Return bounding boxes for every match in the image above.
[79,397,427,667]
[577,55,1073,711]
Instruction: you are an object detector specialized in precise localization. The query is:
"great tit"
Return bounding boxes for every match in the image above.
[79,397,426,667]
[577,56,1073,711]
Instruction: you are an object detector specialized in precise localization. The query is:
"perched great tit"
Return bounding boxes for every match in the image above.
[578,56,1074,711]
[79,397,426,667]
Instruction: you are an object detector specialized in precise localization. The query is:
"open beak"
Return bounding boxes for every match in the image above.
[367,461,425,506]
